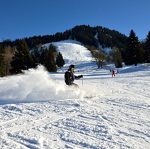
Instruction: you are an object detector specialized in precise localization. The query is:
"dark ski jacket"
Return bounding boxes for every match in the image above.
[64,70,83,85]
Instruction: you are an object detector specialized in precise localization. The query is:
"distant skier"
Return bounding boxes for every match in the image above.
[112,70,115,77]
[64,65,83,87]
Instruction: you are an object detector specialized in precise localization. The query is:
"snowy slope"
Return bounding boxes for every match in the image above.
[52,40,93,64]
[0,40,150,149]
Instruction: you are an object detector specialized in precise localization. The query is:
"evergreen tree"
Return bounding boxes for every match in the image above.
[56,52,65,68]
[144,31,150,63]
[125,30,143,65]
[10,39,35,74]
[49,44,57,52]
[0,53,4,77]
[44,49,57,72]
[31,45,42,65]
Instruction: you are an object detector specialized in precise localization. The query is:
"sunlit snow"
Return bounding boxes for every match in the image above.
[0,40,150,149]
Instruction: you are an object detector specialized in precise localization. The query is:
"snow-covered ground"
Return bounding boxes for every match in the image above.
[0,40,150,149]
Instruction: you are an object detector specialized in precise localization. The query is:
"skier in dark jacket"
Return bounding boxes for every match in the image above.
[64,65,83,86]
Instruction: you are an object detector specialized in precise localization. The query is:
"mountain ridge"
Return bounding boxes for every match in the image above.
[0,25,128,50]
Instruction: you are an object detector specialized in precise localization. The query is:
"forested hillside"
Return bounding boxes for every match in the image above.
[0,25,150,76]
[0,25,128,48]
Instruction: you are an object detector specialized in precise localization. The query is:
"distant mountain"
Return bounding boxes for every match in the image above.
[69,25,128,49]
[26,25,128,50]
[0,25,128,51]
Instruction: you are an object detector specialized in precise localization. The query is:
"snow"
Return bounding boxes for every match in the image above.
[0,40,150,149]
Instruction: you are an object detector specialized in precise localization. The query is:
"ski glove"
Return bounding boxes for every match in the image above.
[78,75,83,78]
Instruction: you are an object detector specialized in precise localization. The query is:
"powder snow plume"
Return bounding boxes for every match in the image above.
[0,65,82,104]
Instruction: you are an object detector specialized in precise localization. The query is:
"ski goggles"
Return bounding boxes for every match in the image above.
[71,68,74,71]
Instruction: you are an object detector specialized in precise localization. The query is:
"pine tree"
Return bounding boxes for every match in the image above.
[10,39,35,74]
[56,52,65,68]
[0,53,4,77]
[44,49,57,72]
[144,31,150,63]
[49,44,57,52]
[125,30,143,65]
[31,46,41,65]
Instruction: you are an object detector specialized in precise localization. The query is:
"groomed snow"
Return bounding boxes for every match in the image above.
[0,40,150,149]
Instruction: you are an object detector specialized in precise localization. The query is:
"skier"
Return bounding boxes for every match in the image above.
[64,65,83,87]
[112,70,115,77]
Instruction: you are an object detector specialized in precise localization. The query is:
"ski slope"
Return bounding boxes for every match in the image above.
[0,40,150,149]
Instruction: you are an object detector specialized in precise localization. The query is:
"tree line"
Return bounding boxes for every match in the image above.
[0,40,65,76]
[89,30,150,68]
[0,25,150,76]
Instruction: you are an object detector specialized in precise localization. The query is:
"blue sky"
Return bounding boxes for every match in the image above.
[0,0,150,42]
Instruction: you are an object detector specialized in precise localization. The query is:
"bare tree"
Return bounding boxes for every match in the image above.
[1,46,16,76]
[111,47,123,68]
[92,50,107,68]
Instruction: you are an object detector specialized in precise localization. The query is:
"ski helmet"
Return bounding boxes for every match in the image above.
[68,64,75,71]
[69,65,75,69]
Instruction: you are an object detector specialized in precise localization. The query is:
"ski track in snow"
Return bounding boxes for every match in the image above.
[0,40,150,149]
[0,71,150,149]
